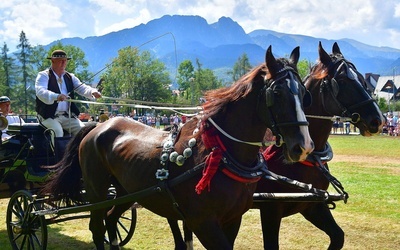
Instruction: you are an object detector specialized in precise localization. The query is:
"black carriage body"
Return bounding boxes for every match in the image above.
[0,123,60,198]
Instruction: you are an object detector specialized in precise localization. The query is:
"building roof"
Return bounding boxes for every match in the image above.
[374,75,400,101]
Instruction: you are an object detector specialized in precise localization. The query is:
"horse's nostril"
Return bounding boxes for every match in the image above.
[291,144,304,157]
[369,118,384,132]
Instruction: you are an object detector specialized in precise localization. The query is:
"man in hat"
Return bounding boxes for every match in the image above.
[35,49,101,139]
[0,96,25,141]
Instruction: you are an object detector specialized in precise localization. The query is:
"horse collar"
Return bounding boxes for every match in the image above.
[221,151,267,180]
[301,142,333,167]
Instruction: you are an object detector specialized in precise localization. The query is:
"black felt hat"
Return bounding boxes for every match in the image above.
[47,50,71,60]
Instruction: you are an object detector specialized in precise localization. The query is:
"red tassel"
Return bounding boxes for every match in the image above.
[195,147,223,194]
[195,122,226,194]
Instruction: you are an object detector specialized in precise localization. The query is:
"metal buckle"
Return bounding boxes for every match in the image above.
[155,168,169,180]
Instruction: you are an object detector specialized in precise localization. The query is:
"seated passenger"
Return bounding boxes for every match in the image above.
[0,96,25,141]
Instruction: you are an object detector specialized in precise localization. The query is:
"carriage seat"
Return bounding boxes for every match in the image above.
[7,123,44,137]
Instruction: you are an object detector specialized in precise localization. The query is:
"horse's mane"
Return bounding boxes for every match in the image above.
[201,64,267,121]
[309,53,344,80]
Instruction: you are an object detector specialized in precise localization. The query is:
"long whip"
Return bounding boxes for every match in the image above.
[68,32,178,96]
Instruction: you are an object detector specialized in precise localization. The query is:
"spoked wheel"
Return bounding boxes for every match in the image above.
[117,207,137,246]
[7,190,48,250]
[104,206,137,247]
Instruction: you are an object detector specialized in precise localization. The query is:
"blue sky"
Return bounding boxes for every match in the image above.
[1,0,400,52]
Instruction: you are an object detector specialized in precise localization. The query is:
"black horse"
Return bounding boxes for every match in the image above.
[255,42,385,249]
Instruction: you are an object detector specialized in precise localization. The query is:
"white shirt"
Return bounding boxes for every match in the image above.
[35,68,98,113]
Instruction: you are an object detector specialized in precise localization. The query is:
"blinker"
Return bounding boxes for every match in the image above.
[288,72,299,95]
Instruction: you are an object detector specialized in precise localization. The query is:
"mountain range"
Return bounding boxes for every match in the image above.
[45,15,400,83]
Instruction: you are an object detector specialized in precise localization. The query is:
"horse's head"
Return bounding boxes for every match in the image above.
[310,41,385,136]
[258,46,314,162]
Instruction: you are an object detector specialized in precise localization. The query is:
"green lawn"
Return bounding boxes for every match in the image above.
[0,134,399,249]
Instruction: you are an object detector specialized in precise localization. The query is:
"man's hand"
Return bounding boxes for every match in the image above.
[57,94,69,102]
[92,91,102,99]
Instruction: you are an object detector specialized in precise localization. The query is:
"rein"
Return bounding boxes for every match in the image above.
[207,117,277,147]
[66,98,202,117]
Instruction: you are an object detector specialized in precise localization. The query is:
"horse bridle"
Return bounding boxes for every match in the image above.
[320,59,376,124]
[204,67,309,148]
[261,67,309,145]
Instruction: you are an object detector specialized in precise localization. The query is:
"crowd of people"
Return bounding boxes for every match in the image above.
[331,117,352,134]
[93,112,187,130]
[331,113,400,136]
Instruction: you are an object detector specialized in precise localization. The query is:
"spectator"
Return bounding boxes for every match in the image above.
[0,96,25,141]
[155,115,161,129]
[162,114,168,127]
[99,109,109,123]
[181,115,187,125]
[344,121,350,134]
[332,117,339,134]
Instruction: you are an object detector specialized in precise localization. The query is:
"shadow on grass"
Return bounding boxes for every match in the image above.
[1,226,95,250]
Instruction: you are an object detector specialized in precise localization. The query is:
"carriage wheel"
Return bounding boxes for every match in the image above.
[6,190,48,250]
[104,207,137,246]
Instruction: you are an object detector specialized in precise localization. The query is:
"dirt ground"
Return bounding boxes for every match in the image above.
[332,154,399,165]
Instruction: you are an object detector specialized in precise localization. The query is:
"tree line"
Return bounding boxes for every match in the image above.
[1,30,395,118]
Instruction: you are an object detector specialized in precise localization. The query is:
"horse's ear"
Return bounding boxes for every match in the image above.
[265,45,279,77]
[289,46,300,66]
[318,41,332,67]
[332,42,342,56]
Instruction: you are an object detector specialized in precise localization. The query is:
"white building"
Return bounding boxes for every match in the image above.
[373,75,400,103]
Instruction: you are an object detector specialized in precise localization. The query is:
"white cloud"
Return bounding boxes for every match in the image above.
[0,0,66,47]
[0,0,399,52]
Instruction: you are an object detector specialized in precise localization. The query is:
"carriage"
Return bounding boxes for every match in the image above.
[2,121,138,249]
[3,42,384,250]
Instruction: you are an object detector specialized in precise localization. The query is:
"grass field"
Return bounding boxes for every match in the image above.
[0,134,399,249]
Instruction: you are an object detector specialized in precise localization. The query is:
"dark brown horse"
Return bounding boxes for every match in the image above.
[254,42,385,250]
[41,46,314,250]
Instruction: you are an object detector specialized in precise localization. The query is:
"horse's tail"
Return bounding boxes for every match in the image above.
[40,123,97,203]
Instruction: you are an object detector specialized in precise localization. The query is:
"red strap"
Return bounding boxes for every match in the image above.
[195,148,222,194]
[195,122,226,194]
[221,168,261,183]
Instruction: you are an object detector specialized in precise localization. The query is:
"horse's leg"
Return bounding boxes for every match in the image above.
[82,164,111,249]
[105,183,135,250]
[90,208,107,250]
[301,203,344,250]
[189,219,232,249]
[167,219,187,250]
[105,202,134,250]
[222,217,242,247]
[183,221,194,250]
[259,204,283,250]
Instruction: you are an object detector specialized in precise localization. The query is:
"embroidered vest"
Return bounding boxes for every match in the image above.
[35,69,80,119]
